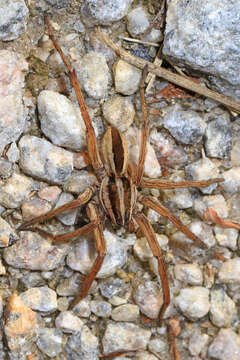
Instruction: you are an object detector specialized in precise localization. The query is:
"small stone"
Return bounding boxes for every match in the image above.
[127,7,150,37]
[189,220,216,248]
[0,217,17,247]
[163,181,193,209]
[214,226,238,250]
[56,273,85,297]
[55,192,78,226]
[148,338,168,354]
[4,293,37,352]
[0,0,28,41]
[114,60,142,95]
[20,272,44,289]
[55,311,84,333]
[218,257,240,284]
[222,167,240,193]
[102,322,151,354]
[0,259,6,275]
[63,170,97,194]
[133,280,163,319]
[36,328,62,357]
[99,278,126,299]
[134,235,168,262]
[81,0,132,26]
[208,329,240,360]
[38,90,86,151]
[188,329,209,356]
[91,300,112,318]
[109,295,127,306]
[174,263,203,285]
[4,231,68,271]
[185,157,220,194]
[76,52,110,99]
[175,286,210,320]
[111,304,139,322]
[19,135,73,184]
[209,288,236,327]
[137,351,158,360]
[67,229,127,278]
[144,28,163,43]
[20,286,57,312]
[204,194,229,219]
[163,104,206,145]
[102,95,135,132]
[38,185,61,203]
[6,142,20,163]
[45,0,71,8]
[72,298,91,318]
[21,196,52,220]
[205,114,232,159]
[65,325,99,360]
[0,173,34,209]
[0,158,12,178]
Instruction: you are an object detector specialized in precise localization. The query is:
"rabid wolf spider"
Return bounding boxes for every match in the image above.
[19,16,222,322]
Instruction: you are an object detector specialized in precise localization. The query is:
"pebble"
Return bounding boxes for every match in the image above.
[175,286,210,320]
[137,351,158,360]
[102,322,151,354]
[63,170,97,194]
[6,142,20,163]
[218,257,240,284]
[0,259,6,275]
[209,288,236,327]
[214,226,238,250]
[208,328,240,360]
[72,298,91,318]
[189,220,216,248]
[38,185,61,203]
[102,95,135,132]
[55,311,84,333]
[188,329,209,357]
[4,230,69,271]
[0,0,28,41]
[0,158,13,178]
[185,157,220,194]
[148,337,168,354]
[111,304,139,322]
[163,104,206,145]
[91,300,112,318]
[127,7,150,37]
[21,196,52,220]
[36,328,62,357]
[133,280,163,319]
[0,173,34,209]
[134,234,168,262]
[38,90,86,151]
[76,52,110,99]
[99,277,126,299]
[174,263,203,285]
[67,229,127,278]
[0,217,17,247]
[55,192,78,226]
[0,50,28,155]
[20,286,57,312]
[114,60,142,95]
[56,273,85,297]
[4,293,37,352]
[81,0,132,26]
[65,325,99,360]
[222,167,240,193]
[19,135,73,184]
[162,182,193,209]
[20,272,45,289]
[199,194,229,219]
[205,114,232,159]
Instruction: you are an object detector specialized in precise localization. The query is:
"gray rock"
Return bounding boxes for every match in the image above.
[55,192,78,226]
[6,142,20,163]
[111,304,139,322]
[55,311,84,333]
[56,273,85,297]
[0,159,12,178]
[204,115,232,159]
[188,329,209,357]
[0,173,34,209]
[163,0,240,101]
[133,280,163,319]
[36,328,62,357]
[210,288,236,327]
[76,52,110,99]
[208,329,240,360]
[0,0,28,41]
[65,325,99,360]
[189,220,216,248]
[81,0,133,26]
[19,135,73,184]
[214,226,238,250]
[163,104,206,145]
[90,300,112,318]
[20,286,57,312]
[44,0,71,8]
[4,231,68,270]
[63,170,97,194]
[114,60,142,95]
[127,7,150,37]
[218,257,240,284]
[174,263,203,285]
[72,298,91,318]
[99,278,126,299]
[175,286,210,320]
[0,217,17,247]
[38,90,86,151]
[102,322,151,353]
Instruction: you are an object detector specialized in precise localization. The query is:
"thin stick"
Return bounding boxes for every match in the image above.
[119,36,160,47]
[99,30,240,114]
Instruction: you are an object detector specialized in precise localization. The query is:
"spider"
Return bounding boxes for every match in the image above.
[19,15,223,325]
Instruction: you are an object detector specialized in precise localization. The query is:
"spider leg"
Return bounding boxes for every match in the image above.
[134,212,170,320]
[70,202,106,309]
[18,188,93,230]
[45,15,104,176]
[24,221,98,244]
[138,194,207,249]
[140,177,223,189]
[135,65,149,186]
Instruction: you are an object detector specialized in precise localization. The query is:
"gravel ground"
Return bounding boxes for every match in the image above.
[0,1,240,360]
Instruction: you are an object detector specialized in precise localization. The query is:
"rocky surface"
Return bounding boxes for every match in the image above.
[1,1,240,359]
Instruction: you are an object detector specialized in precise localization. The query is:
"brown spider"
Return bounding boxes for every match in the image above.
[19,16,223,328]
